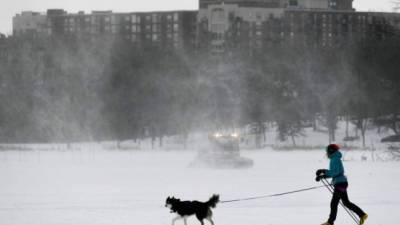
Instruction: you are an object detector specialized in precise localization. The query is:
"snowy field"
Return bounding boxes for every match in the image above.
[0,148,399,225]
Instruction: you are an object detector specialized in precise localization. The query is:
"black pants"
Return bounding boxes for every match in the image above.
[328,182,365,224]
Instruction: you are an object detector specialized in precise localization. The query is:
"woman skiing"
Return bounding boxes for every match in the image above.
[315,144,368,225]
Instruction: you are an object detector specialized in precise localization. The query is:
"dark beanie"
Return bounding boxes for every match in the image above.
[326,144,340,155]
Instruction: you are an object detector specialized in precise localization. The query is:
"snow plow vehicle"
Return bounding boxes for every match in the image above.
[189,132,254,169]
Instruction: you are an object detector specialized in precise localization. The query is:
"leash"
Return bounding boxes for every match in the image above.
[220,185,326,204]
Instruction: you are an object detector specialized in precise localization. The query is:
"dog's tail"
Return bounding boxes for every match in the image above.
[206,194,220,208]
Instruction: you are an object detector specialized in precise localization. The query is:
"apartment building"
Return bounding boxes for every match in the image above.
[13,9,197,50]
[11,0,400,53]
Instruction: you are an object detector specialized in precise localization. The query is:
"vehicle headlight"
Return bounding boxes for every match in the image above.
[231,133,239,138]
[214,133,222,138]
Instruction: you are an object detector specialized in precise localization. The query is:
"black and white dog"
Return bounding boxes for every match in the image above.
[165,194,219,225]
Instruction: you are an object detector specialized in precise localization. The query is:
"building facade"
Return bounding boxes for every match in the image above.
[199,0,331,9]
[197,0,336,53]
[11,0,400,54]
[0,33,7,60]
[13,9,197,50]
[12,11,48,36]
[197,0,400,54]
[328,0,354,11]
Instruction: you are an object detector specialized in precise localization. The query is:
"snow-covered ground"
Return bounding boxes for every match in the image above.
[0,148,399,225]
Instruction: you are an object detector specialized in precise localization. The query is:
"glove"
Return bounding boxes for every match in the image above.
[316,169,328,176]
[315,174,327,182]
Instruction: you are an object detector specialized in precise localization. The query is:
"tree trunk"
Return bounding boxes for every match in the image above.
[359,119,368,148]
[328,126,336,143]
[262,123,266,143]
[151,137,155,150]
[361,128,366,148]
[256,122,263,148]
[291,135,296,146]
[159,136,163,148]
[313,116,317,131]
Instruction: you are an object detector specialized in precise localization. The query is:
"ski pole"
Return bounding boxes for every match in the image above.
[321,179,360,225]
[323,179,359,224]
[321,179,359,224]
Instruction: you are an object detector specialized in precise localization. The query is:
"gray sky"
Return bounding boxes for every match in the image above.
[0,0,396,35]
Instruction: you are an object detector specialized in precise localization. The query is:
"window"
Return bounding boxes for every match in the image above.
[174,13,179,22]
[173,23,179,31]
[152,14,158,23]
[152,26,158,32]
[152,34,158,41]
[174,33,179,40]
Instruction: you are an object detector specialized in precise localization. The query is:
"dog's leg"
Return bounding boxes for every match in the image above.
[172,216,181,225]
[206,209,214,225]
[183,216,188,225]
[205,217,214,225]
[196,214,204,225]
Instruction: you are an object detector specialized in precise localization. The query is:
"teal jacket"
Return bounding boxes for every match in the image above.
[326,151,348,185]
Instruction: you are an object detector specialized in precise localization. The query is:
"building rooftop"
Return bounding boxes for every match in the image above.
[200,0,284,8]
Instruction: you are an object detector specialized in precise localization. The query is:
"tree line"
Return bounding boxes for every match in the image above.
[0,34,399,146]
